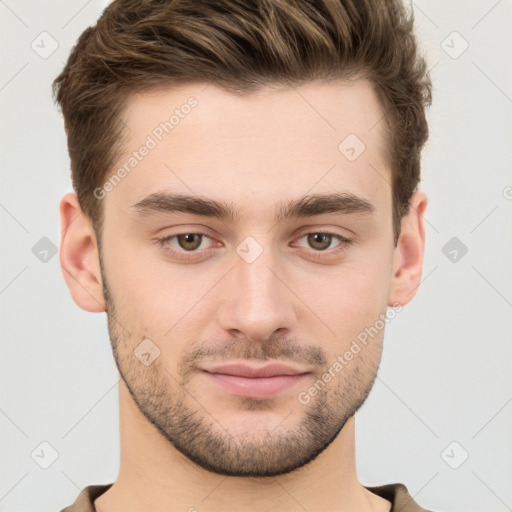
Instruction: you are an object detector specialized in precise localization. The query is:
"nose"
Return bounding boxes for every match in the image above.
[217,241,297,342]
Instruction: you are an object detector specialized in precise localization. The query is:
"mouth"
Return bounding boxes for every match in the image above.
[200,362,311,399]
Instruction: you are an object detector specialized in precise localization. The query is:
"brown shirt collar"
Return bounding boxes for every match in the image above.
[60,482,431,512]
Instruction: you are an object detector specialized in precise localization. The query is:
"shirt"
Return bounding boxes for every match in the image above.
[60,482,432,511]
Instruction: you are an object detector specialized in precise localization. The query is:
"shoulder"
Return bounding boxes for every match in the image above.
[60,483,113,512]
[364,482,435,512]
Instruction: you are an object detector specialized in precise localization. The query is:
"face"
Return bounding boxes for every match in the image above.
[96,79,398,477]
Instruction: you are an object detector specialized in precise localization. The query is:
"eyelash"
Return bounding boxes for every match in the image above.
[154,230,353,261]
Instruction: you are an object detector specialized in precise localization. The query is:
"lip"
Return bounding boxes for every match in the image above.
[200,362,311,398]
[203,362,309,378]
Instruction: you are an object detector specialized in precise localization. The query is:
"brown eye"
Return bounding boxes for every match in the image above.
[306,233,333,251]
[293,230,353,260]
[176,233,203,251]
[155,231,218,261]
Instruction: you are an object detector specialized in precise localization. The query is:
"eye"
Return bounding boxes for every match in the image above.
[172,233,205,251]
[294,231,353,258]
[155,232,217,260]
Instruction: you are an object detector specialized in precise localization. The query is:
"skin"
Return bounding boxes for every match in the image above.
[59,79,427,512]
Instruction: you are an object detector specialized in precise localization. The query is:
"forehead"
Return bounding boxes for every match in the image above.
[106,79,391,220]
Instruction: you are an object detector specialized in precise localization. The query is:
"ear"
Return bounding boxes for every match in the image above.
[387,190,428,307]
[59,192,106,312]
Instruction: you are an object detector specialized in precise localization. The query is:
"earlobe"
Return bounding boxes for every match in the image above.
[59,192,106,313]
[387,190,428,307]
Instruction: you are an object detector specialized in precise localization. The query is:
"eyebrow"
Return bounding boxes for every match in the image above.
[130,191,376,224]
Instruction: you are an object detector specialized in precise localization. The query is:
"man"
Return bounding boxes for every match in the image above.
[54,0,434,510]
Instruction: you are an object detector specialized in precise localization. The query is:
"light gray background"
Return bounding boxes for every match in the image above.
[1,1,511,511]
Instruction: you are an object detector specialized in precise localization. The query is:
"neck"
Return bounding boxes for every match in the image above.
[94,380,390,512]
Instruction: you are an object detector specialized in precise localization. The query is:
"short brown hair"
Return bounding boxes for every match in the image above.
[53,0,432,246]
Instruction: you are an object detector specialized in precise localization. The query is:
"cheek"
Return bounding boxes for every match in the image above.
[104,246,218,344]
[314,256,390,312]
[299,255,392,347]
